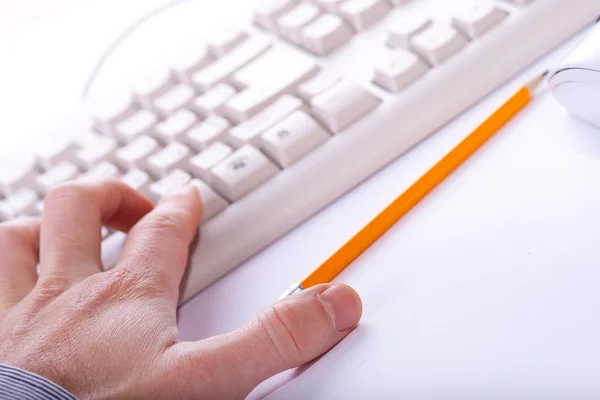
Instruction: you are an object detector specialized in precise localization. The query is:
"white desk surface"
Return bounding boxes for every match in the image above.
[2,1,600,398]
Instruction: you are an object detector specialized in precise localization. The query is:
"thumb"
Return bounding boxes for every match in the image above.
[177,284,362,398]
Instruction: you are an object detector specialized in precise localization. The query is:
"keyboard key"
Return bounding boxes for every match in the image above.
[169,42,213,83]
[147,142,192,178]
[228,95,304,147]
[148,169,192,202]
[115,135,161,170]
[185,116,230,151]
[301,14,354,56]
[35,161,79,195]
[79,162,120,182]
[92,91,139,134]
[277,3,321,44]
[114,110,158,144]
[211,145,279,202]
[154,109,199,144]
[453,3,508,39]
[231,47,320,90]
[225,51,318,122]
[311,81,380,133]
[189,179,228,222]
[373,49,429,92]
[188,142,234,184]
[120,169,153,196]
[75,134,118,169]
[312,0,345,12]
[190,83,237,116]
[0,188,38,222]
[153,84,196,117]
[0,161,37,197]
[35,142,79,171]
[35,200,45,215]
[259,110,329,167]
[254,0,298,31]
[411,24,469,65]
[191,37,272,91]
[387,13,432,49]
[132,68,176,107]
[338,0,392,31]
[209,30,249,57]
[297,71,341,101]
[22,200,45,217]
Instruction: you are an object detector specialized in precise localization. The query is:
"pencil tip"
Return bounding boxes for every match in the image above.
[525,71,548,94]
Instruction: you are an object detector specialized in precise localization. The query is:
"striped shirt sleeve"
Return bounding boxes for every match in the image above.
[0,364,77,400]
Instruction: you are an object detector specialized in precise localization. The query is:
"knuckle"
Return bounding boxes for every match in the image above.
[0,220,36,245]
[111,267,158,296]
[44,181,98,209]
[257,303,303,366]
[60,272,132,313]
[142,210,193,243]
[34,275,70,302]
[104,265,162,299]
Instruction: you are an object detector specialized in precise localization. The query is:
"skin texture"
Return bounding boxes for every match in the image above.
[0,179,363,399]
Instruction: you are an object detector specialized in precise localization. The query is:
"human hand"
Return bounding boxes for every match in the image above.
[0,179,362,399]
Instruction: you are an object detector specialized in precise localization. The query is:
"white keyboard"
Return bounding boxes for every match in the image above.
[1,0,599,303]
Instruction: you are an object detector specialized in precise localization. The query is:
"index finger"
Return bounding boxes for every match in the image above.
[40,179,154,281]
[115,185,203,304]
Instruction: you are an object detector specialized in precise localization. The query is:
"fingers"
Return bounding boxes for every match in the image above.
[114,185,203,304]
[0,218,40,313]
[40,179,154,282]
[174,284,362,398]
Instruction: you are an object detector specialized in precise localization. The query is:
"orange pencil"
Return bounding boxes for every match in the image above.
[280,72,547,299]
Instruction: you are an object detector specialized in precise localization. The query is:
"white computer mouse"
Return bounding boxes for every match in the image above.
[550,23,600,128]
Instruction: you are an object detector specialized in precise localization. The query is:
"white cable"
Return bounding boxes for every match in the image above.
[80,0,196,99]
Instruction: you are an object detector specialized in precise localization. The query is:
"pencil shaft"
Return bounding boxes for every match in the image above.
[301,87,532,289]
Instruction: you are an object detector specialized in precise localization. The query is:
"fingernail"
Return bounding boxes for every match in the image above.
[318,284,363,333]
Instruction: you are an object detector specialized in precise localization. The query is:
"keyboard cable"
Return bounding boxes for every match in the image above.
[80,0,197,100]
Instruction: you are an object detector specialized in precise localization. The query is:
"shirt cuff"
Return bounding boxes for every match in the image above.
[0,364,77,400]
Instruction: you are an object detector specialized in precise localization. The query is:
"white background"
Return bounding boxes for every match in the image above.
[2,1,600,398]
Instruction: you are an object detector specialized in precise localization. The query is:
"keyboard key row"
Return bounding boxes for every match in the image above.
[90,1,511,146]
[2,71,382,224]
[0,188,39,221]
[225,49,319,122]
[191,36,272,92]
[36,161,79,195]
[376,5,509,93]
